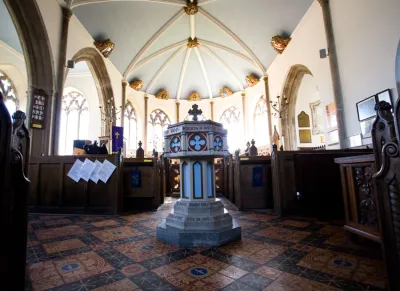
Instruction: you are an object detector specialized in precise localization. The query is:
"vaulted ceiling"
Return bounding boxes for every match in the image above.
[72,0,313,99]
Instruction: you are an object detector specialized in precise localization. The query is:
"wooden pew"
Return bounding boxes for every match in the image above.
[271,147,372,219]
[0,94,30,291]
[29,154,123,215]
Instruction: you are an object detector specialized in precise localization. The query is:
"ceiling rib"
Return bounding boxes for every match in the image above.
[132,40,187,74]
[198,0,218,5]
[123,9,185,78]
[198,7,265,74]
[194,47,213,99]
[190,15,196,39]
[71,0,186,8]
[198,39,256,67]
[200,44,244,91]
[176,47,192,100]
[146,46,186,93]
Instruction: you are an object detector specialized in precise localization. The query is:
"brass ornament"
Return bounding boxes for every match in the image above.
[245,75,260,87]
[187,37,199,48]
[129,80,143,91]
[188,92,201,102]
[94,39,115,58]
[156,90,169,100]
[219,87,232,98]
[271,35,291,54]
[184,0,198,15]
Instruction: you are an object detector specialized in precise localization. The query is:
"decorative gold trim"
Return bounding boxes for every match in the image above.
[156,89,169,100]
[219,87,232,98]
[245,75,259,87]
[271,35,291,54]
[187,37,199,48]
[184,0,198,15]
[129,80,143,91]
[188,92,201,101]
[94,39,115,58]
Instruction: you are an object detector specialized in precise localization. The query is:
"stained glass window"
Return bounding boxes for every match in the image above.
[148,109,170,152]
[220,106,241,151]
[0,70,19,114]
[59,88,89,155]
[254,96,270,146]
[124,102,137,150]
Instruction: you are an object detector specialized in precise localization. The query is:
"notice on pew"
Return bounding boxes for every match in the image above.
[67,159,83,182]
[98,160,117,183]
[80,159,97,182]
[89,160,103,184]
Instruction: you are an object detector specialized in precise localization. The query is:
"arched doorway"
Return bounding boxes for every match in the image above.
[281,64,314,150]
[3,0,55,156]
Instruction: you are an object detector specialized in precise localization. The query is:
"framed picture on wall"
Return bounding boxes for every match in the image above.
[356,96,376,121]
[360,117,374,139]
[376,89,393,105]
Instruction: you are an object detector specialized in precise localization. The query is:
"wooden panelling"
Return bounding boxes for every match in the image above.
[28,155,122,215]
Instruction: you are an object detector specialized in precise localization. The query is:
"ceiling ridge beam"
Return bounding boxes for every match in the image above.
[133,40,187,73]
[194,47,213,99]
[200,44,244,91]
[146,46,186,93]
[176,47,192,100]
[197,39,255,67]
[198,7,265,74]
[124,9,185,78]
[72,0,186,9]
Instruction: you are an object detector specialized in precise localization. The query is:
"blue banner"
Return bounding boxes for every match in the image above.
[131,170,141,188]
[112,126,123,152]
[252,167,263,187]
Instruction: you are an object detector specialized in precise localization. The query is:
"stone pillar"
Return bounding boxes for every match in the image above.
[318,0,346,148]
[121,81,128,127]
[176,101,180,122]
[210,101,214,121]
[241,92,246,139]
[144,94,149,151]
[53,7,73,155]
[263,77,273,148]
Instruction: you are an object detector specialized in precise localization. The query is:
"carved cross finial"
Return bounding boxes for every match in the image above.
[138,141,142,148]
[188,104,202,121]
[251,139,256,146]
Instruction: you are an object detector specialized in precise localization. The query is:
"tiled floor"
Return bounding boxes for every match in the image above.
[25,198,387,290]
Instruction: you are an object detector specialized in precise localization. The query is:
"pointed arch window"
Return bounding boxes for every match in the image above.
[148,109,170,152]
[0,70,19,114]
[254,96,270,146]
[124,102,137,150]
[59,89,89,155]
[220,106,241,151]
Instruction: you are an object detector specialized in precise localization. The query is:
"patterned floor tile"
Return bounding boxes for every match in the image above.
[92,226,144,242]
[218,266,249,280]
[35,225,86,240]
[43,239,86,254]
[265,273,340,290]
[91,220,119,228]
[280,219,311,228]
[253,266,283,280]
[44,219,73,227]
[92,278,141,290]
[254,226,311,243]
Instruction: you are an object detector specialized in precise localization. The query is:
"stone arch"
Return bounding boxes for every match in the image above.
[281,64,313,150]
[3,0,55,156]
[69,47,115,136]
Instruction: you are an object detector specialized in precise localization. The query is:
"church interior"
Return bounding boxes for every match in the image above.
[1,0,400,290]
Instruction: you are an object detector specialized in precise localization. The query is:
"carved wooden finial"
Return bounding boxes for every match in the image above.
[136,141,144,158]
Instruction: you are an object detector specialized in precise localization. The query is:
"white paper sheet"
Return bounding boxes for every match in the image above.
[90,160,103,184]
[98,160,117,183]
[67,159,83,182]
[80,159,97,182]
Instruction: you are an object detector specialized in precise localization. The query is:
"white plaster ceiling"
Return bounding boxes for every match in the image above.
[70,0,313,99]
[0,0,23,54]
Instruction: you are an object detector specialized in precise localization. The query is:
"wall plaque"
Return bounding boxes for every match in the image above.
[30,88,48,129]
[297,111,310,128]
[299,129,312,143]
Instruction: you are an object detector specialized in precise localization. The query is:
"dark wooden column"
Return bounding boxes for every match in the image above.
[241,92,246,133]
[53,7,73,155]
[144,94,149,151]
[318,0,346,148]
[121,81,128,127]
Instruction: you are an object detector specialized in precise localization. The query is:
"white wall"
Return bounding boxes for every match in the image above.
[64,69,101,143]
[0,40,28,112]
[331,0,400,140]
[295,74,324,147]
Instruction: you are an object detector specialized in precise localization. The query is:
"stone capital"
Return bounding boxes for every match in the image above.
[317,0,329,6]
[241,92,246,98]
[144,94,149,100]
[263,76,268,82]
[122,81,129,87]
[62,7,73,19]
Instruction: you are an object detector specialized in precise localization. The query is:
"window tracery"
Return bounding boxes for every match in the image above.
[59,89,89,155]
[148,109,171,152]
[124,102,137,151]
[184,114,207,121]
[0,70,19,114]
[254,96,270,146]
[220,106,241,151]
